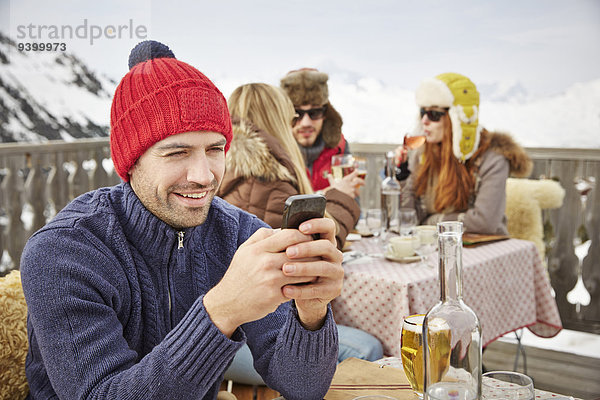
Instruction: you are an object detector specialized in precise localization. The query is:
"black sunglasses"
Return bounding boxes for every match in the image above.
[420,108,448,122]
[293,106,327,124]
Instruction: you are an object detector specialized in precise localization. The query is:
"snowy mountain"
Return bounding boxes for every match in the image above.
[217,72,600,149]
[325,76,600,148]
[1,29,599,148]
[478,80,530,103]
[0,32,115,143]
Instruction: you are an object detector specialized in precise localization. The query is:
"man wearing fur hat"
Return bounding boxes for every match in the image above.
[397,72,532,234]
[281,68,361,195]
[20,41,341,400]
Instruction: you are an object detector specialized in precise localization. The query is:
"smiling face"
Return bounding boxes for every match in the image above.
[128,131,227,229]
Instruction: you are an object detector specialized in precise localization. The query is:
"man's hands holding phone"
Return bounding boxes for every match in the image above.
[203,217,343,337]
[281,217,343,330]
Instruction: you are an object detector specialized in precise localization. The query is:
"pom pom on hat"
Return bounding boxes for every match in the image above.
[127,40,175,70]
[415,72,481,161]
[110,40,232,182]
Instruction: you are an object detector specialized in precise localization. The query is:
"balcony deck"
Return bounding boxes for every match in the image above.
[1,139,598,398]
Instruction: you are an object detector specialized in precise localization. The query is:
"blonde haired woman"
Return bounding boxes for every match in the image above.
[219,83,361,249]
[219,83,382,386]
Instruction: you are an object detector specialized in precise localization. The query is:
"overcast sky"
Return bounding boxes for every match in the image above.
[2,0,600,97]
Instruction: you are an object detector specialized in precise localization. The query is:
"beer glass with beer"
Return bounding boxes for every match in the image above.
[354,157,367,180]
[401,314,452,399]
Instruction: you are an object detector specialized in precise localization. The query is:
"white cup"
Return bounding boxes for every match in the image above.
[416,225,437,245]
[387,235,419,258]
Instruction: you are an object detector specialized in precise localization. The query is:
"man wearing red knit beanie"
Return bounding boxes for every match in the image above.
[20,41,342,400]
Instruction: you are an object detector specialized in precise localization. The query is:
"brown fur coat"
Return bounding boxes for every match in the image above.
[218,121,359,249]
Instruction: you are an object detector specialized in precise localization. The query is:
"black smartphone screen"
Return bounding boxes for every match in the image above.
[281,194,326,236]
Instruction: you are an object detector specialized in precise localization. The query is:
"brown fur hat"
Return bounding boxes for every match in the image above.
[280,68,343,148]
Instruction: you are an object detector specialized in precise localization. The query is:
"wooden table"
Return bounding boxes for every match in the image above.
[333,237,562,357]
[274,357,580,399]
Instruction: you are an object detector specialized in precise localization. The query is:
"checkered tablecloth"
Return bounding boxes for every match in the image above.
[333,237,562,357]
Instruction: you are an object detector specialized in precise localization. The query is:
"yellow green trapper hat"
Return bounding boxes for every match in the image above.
[415,72,481,161]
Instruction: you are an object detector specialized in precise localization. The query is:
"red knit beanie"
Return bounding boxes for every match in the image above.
[110,41,232,181]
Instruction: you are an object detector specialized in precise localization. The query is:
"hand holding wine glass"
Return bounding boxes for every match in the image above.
[328,154,364,198]
[394,133,426,180]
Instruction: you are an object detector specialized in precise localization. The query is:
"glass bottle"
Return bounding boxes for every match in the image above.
[380,151,401,239]
[423,222,482,400]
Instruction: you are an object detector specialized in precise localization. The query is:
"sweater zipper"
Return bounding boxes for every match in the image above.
[169,231,185,315]
[177,231,185,249]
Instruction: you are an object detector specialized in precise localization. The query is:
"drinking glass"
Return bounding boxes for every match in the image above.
[399,208,417,236]
[482,371,534,400]
[415,225,437,267]
[404,132,426,150]
[331,154,355,180]
[401,314,425,399]
[366,208,383,238]
[396,133,426,178]
[354,157,368,186]
[402,314,453,399]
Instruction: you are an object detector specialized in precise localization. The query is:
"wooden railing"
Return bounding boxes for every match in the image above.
[0,139,120,274]
[1,139,598,335]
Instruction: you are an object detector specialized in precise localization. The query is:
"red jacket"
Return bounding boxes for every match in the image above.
[310,134,347,191]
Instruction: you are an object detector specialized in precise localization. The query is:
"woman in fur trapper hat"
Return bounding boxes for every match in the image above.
[218,82,383,386]
[397,72,533,234]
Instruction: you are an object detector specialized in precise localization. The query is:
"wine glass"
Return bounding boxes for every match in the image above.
[395,133,426,178]
[399,208,417,236]
[331,154,355,180]
[415,225,437,267]
[366,208,382,238]
[482,371,534,400]
[404,132,426,150]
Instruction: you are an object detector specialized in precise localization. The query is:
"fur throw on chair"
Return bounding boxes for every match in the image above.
[0,270,29,400]
[505,178,565,259]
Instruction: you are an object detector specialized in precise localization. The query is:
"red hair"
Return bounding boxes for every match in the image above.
[414,115,489,212]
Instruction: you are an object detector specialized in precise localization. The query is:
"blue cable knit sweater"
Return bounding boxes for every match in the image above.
[20,183,338,400]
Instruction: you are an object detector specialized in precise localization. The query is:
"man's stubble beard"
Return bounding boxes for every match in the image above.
[131,174,220,229]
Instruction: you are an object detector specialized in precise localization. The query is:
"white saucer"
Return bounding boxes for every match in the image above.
[384,252,421,263]
[345,233,362,241]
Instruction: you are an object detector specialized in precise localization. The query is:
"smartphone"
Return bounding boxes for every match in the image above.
[281,194,327,239]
